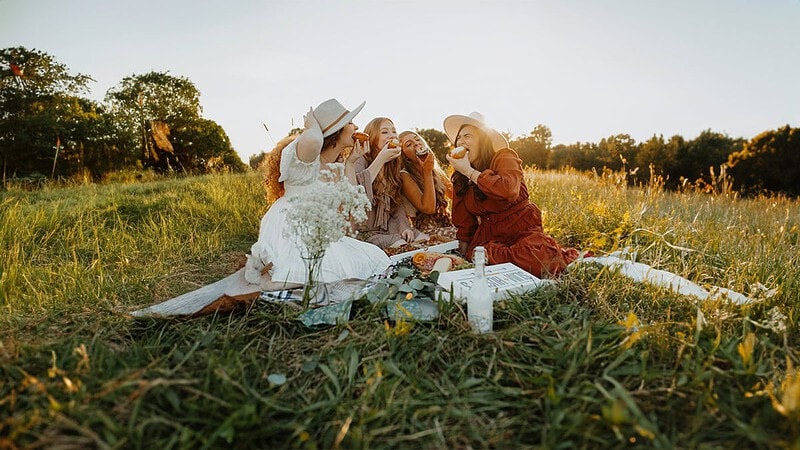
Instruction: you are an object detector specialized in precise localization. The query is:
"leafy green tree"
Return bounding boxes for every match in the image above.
[728,125,800,196]
[44,96,135,179]
[633,134,686,186]
[550,142,599,172]
[511,124,552,169]
[633,135,665,184]
[1,46,95,182]
[105,71,245,173]
[171,118,246,172]
[678,130,743,185]
[595,134,638,172]
[105,71,202,171]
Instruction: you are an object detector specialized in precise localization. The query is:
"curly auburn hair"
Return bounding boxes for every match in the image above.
[261,133,298,205]
[261,128,345,205]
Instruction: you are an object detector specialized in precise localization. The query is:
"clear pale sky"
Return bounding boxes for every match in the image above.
[2,0,799,160]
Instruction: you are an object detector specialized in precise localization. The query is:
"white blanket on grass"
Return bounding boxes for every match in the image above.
[571,251,757,305]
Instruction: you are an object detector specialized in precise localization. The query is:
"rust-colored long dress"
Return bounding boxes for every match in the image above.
[451,148,579,278]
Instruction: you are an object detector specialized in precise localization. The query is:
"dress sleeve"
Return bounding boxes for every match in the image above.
[353,156,373,201]
[279,140,319,185]
[365,232,403,249]
[475,149,523,203]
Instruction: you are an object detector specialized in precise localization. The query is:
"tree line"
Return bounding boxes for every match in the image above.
[506,124,800,196]
[1,46,246,187]
[251,116,798,199]
[4,46,798,196]
[408,123,798,197]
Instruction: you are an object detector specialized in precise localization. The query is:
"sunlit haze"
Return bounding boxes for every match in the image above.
[2,0,798,161]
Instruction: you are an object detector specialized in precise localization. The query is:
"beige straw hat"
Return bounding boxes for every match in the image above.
[313,98,366,137]
[443,111,509,151]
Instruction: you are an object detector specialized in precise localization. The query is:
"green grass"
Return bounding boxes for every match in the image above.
[1,170,799,449]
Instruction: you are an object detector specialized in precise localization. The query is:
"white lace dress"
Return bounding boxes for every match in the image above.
[245,141,390,285]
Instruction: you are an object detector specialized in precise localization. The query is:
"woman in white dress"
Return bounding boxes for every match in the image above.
[244,99,391,290]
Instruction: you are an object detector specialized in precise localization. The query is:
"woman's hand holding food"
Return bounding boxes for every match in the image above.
[446,147,473,176]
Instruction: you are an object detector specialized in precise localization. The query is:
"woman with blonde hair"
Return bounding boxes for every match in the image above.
[444,112,579,278]
[244,99,390,289]
[397,130,456,239]
[353,117,428,249]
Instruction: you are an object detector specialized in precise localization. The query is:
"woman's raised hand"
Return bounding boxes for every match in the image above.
[303,107,319,131]
[347,139,369,164]
[420,151,434,173]
[374,143,402,165]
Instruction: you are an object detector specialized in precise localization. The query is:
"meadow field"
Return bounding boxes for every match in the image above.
[1,169,798,449]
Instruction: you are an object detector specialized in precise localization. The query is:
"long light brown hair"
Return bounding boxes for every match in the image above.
[363,117,403,202]
[398,130,450,218]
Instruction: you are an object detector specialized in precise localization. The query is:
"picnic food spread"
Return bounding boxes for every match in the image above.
[411,252,465,273]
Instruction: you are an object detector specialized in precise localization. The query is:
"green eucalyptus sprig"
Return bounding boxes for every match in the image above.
[367,266,440,303]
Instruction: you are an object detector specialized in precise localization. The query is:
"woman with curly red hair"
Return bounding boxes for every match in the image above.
[244,99,390,289]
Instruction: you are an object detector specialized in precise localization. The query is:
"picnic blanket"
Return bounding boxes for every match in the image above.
[131,267,383,331]
[570,249,763,305]
[131,245,766,326]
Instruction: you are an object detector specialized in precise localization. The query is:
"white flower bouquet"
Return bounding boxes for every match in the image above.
[284,163,370,306]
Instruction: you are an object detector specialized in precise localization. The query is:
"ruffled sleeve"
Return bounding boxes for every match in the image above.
[353,156,374,202]
[279,140,320,186]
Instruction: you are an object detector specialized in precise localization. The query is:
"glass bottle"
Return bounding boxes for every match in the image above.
[467,246,492,333]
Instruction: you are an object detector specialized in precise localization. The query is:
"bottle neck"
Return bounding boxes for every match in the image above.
[474,258,485,278]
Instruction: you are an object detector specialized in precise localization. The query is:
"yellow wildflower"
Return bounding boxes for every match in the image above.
[618,312,646,349]
[384,319,413,338]
[737,332,756,370]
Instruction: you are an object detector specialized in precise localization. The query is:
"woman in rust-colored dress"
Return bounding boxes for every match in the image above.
[444,112,579,278]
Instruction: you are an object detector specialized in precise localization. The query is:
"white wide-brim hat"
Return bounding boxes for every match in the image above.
[443,111,508,151]
[313,98,366,137]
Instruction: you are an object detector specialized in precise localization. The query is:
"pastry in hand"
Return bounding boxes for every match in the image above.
[449,146,466,159]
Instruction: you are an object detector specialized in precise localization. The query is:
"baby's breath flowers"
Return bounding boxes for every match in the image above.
[284,163,370,306]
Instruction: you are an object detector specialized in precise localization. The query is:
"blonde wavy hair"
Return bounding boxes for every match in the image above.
[363,117,403,202]
[398,130,451,218]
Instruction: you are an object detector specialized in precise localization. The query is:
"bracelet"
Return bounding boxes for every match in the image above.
[469,168,478,183]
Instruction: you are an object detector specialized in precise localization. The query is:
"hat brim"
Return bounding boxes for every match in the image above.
[443,114,508,151]
[322,101,366,137]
